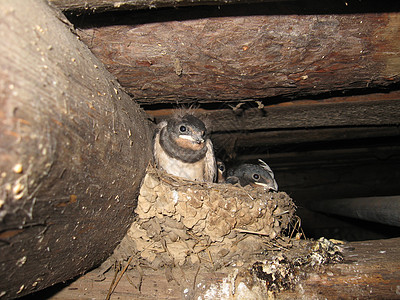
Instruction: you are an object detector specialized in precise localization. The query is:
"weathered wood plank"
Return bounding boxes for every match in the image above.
[207,98,400,155]
[143,92,400,153]
[149,97,400,133]
[75,12,400,103]
[310,196,400,227]
[211,126,400,150]
[145,92,400,160]
[0,1,152,298]
[45,238,400,299]
[209,99,400,132]
[48,0,291,12]
[47,0,400,17]
[281,238,400,299]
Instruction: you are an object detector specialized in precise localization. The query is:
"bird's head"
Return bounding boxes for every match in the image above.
[167,114,207,151]
[227,162,278,191]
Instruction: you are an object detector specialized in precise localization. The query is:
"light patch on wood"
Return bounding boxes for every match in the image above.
[174,57,183,76]
[373,13,400,78]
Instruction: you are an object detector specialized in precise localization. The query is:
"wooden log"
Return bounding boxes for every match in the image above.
[48,0,291,12]
[40,238,400,299]
[207,98,400,155]
[310,196,400,227]
[203,98,400,132]
[280,238,400,299]
[212,126,400,150]
[0,1,152,299]
[75,11,400,103]
[148,92,400,131]
[145,92,400,155]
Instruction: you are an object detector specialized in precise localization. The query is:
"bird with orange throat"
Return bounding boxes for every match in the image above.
[153,111,216,182]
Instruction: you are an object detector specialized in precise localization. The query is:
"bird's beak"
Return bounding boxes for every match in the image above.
[254,181,278,192]
[179,134,204,144]
[193,130,205,144]
[194,136,205,144]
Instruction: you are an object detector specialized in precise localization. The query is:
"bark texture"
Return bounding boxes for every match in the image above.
[76,12,400,103]
[0,1,152,298]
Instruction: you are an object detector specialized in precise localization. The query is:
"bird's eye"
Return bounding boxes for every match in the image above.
[252,173,260,180]
[179,125,187,133]
[218,165,225,172]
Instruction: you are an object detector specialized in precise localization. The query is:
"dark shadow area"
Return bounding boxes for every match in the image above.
[234,133,400,156]
[297,208,400,241]
[17,280,74,300]
[17,264,104,300]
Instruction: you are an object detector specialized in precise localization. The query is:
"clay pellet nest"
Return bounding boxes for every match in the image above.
[116,165,296,269]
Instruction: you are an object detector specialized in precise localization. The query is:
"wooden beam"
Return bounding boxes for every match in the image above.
[0,1,152,298]
[211,126,400,149]
[48,0,292,12]
[146,92,400,155]
[280,238,400,299]
[310,196,400,227]
[47,0,400,16]
[75,12,400,103]
[43,238,400,299]
[149,97,400,132]
[208,100,400,134]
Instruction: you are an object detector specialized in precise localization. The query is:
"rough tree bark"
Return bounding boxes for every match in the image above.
[74,11,400,104]
[0,1,152,298]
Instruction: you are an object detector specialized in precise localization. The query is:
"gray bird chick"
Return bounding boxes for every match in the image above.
[226,159,278,191]
[153,112,216,182]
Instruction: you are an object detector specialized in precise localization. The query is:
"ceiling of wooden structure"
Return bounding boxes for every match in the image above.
[50,0,400,239]
[53,1,400,153]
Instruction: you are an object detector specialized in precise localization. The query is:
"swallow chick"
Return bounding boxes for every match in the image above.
[216,159,226,183]
[153,112,216,182]
[226,159,278,191]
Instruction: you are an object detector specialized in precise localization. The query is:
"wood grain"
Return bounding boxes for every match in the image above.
[0,1,152,298]
[75,12,400,104]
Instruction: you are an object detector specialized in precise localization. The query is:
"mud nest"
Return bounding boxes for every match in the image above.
[114,165,296,269]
